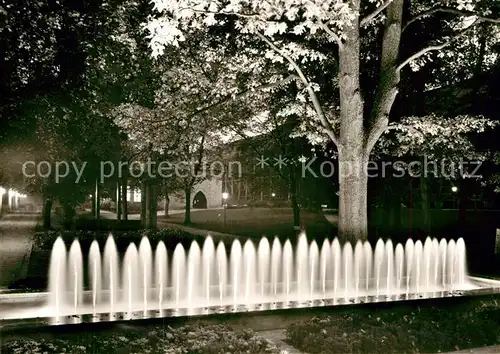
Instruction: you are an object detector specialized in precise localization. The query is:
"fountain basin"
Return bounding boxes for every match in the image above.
[4,234,495,330]
[1,276,499,328]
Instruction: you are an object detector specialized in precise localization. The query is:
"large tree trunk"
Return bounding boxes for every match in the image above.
[43,198,53,229]
[336,0,403,242]
[336,0,368,243]
[184,187,191,225]
[337,152,368,243]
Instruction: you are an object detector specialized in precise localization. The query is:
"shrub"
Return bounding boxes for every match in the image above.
[285,297,500,353]
[1,323,282,354]
[32,228,235,253]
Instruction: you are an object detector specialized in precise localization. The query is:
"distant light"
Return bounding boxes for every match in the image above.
[451,186,458,192]
[271,192,276,197]
[222,192,229,200]
[321,204,328,208]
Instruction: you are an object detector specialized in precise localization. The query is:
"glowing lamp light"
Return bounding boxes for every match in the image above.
[451,186,458,193]
[222,192,229,200]
[271,192,276,197]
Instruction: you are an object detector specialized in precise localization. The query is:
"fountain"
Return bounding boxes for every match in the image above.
[1,233,500,325]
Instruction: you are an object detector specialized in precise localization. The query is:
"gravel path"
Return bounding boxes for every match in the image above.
[0,213,39,287]
[258,329,305,354]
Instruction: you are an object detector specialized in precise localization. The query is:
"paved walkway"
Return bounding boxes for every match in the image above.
[0,213,39,287]
[258,329,305,353]
[445,345,500,353]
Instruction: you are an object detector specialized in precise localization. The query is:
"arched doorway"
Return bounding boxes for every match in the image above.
[192,191,207,209]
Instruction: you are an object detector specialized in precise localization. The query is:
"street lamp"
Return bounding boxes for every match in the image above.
[271,192,276,197]
[222,192,229,230]
[451,186,458,193]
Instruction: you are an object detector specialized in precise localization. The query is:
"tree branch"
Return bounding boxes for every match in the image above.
[255,31,340,148]
[403,7,500,32]
[178,8,262,20]
[153,74,299,127]
[365,0,403,156]
[360,0,394,27]
[318,22,342,47]
[397,19,480,72]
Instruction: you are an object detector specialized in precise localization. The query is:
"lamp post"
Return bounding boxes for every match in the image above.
[222,192,229,230]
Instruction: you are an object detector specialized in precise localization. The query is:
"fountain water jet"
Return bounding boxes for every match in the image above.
[353,241,363,297]
[296,234,308,302]
[319,239,331,297]
[282,240,293,302]
[230,240,243,309]
[88,241,102,318]
[309,241,319,303]
[343,243,353,299]
[258,238,270,298]
[243,240,257,306]
[47,237,67,324]
[154,241,167,316]
[270,238,281,298]
[68,240,83,323]
[187,241,201,314]
[331,239,341,300]
[139,237,153,317]
[216,242,227,305]
[122,244,139,319]
[172,244,186,309]
[202,237,215,307]
[103,235,119,320]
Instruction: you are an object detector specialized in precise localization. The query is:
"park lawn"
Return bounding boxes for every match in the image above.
[161,207,335,240]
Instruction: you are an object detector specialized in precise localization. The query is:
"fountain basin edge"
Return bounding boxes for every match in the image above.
[1,283,500,334]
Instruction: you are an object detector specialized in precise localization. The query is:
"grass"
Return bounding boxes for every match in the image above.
[1,323,283,354]
[285,295,500,353]
[162,207,334,240]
